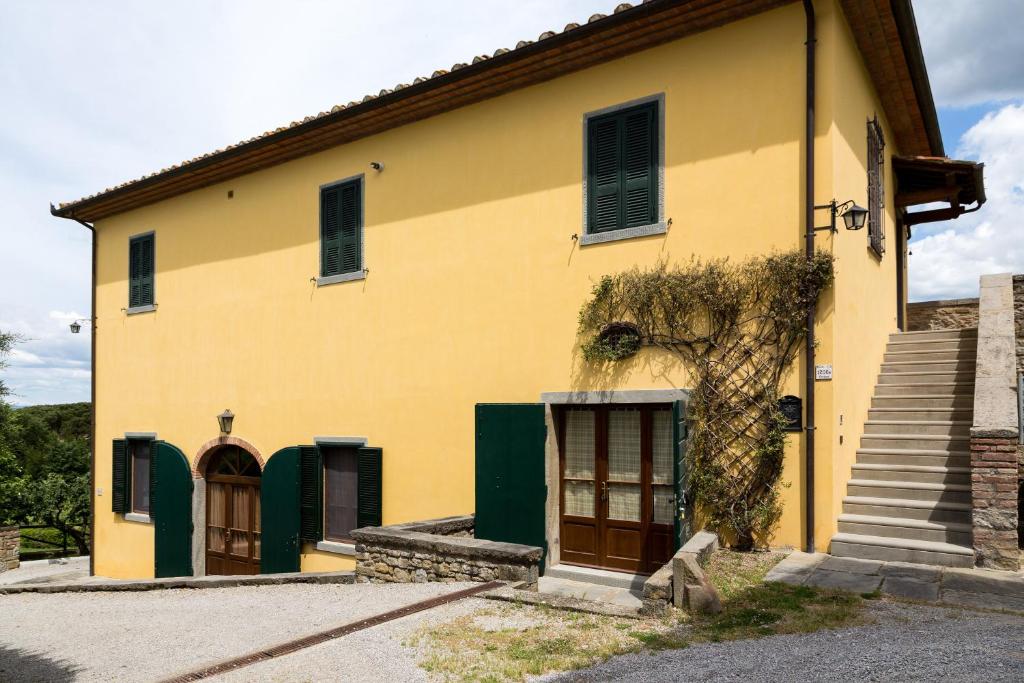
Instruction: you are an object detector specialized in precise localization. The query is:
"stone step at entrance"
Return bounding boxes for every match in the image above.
[540,564,645,610]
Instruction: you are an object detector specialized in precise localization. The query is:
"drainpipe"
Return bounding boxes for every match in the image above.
[802,0,817,554]
[51,205,96,577]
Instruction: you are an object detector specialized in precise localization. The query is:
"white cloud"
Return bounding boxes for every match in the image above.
[909,103,1024,300]
[915,0,1024,108]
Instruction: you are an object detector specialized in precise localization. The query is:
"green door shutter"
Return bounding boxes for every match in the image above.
[112,439,129,513]
[622,105,656,228]
[299,445,323,542]
[356,446,382,529]
[588,116,622,233]
[672,398,692,551]
[152,441,193,578]
[475,404,547,570]
[320,186,342,276]
[261,447,302,573]
[339,181,361,274]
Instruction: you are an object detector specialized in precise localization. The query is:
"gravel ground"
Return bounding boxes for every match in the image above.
[0,581,478,682]
[547,601,1024,683]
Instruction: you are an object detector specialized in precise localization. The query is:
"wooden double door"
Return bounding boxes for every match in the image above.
[206,447,262,575]
[558,405,674,574]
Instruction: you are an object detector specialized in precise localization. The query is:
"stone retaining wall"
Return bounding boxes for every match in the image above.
[907,297,979,331]
[1014,275,1024,375]
[640,530,721,615]
[350,515,543,587]
[0,526,20,573]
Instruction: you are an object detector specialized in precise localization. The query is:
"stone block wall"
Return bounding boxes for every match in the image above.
[1014,275,1024,375]
[907,298,979,331]
[0,526,19,573]
[350,515,542,587]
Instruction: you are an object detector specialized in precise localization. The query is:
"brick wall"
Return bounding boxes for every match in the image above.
[0,526,19,573]
[907,298,979,331]
[970,437,1020,570]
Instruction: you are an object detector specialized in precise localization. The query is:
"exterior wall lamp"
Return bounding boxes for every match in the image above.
[69,319,92,334]
[217,409,234,435]
[811,199,868,236]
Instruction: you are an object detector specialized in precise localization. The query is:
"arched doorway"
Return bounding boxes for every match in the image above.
[205,446,262,575]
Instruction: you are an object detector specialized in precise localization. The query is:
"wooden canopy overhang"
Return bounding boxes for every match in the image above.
[894,156,986,227]
[53,0,944,223]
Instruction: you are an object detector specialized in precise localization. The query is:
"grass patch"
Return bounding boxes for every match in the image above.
[412,551,868,681]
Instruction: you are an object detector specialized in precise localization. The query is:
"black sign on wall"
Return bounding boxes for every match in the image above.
[779,395,802,432]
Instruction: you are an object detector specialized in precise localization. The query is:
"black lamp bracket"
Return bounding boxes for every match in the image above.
[811,199,856,235]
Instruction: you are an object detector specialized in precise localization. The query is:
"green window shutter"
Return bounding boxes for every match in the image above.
[129,234,154,307]
[588,116,622,233]
[339,181,361,274]
[320,186,342,277]
[112,439,129,513]
[356,447,383,529]
[299,445,323,542]
[623,105,657,228]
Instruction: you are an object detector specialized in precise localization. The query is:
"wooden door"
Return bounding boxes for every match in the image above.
[205,447,262,576]
[558,405,674,574]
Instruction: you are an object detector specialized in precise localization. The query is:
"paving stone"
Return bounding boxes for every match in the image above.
[879,561,942,582]
[764,552,826,586]
[881,576,940,601]
[819,556,883,575]
[805,569,882,593]
[763,568,810,586]
[941,589,1024,613]
[942,567,1024,599]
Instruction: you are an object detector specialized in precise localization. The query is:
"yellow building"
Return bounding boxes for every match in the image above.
[53,0,984,580]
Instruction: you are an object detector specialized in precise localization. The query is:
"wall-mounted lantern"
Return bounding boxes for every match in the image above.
[217,409,234,435]
[69,319,92,334]
[811,199,868,235]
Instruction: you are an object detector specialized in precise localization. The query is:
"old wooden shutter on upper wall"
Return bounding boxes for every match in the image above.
[320,180,361,277]
[112,439,129,513]
[129,234,154,307]
[356,447,382,529]
[587,101,657,234]
[299,445,323,542]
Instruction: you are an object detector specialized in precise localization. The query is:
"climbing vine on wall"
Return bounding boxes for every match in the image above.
[578,250,835,549]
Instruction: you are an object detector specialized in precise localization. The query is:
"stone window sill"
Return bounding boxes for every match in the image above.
[316,540,356,556]
[317,271,366,287]
[579,222,667,246]
[126,304,156,315]
[124,512,151,524]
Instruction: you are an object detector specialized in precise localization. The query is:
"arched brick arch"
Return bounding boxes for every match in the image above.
[192,436,265,479]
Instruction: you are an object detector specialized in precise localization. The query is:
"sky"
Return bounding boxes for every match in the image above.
[0,1,1022,406]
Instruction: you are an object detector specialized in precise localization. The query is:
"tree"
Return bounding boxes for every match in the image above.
[25,439,91,554]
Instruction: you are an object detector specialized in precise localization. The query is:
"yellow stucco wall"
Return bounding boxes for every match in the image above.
[90,1,899,578]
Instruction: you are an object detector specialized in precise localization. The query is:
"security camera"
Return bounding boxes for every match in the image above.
[370,161,384,171]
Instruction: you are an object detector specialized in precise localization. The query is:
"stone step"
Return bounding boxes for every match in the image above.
[830,532,974,567]
[875,383,974,396]
[860,433,970,451]
[888,329,977,343]
[867,408,972,422]
[837,514,972,545]
[880,360,976,373]
[884,348,976,363]
[863,420,971,436]
[877,371,975,385]
[886,339,977,353]
[855,448,969,468]
[842,495,972,523]
[851,463,970,485]
[846,479,971,504]
[871,395,973,409]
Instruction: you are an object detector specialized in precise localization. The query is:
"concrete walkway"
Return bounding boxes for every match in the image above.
[0,557,89,586]
[767,551,1024,612]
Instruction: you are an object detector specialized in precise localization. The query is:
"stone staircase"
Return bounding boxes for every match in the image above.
[830,328,977,568]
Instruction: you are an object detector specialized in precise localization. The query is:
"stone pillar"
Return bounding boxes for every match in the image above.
[971,273,1021,571]
[0,526,20,572]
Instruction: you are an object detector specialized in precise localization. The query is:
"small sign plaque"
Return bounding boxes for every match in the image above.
[778,395,802,432]
[815,364,833,381]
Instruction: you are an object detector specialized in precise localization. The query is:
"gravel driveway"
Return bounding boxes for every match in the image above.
[0,581,480,682]
[549,601,1024,683]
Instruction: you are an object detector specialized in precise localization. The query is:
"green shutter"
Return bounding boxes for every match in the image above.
[587,101,658,234]
[672,398,692,551]
[475,404,548,570]
[112,439,129,513]
[339,181,361,274]
[261,447,302,573]
[356,446,382,529]
[129,234,154,307]
[299,445,322,542]
[152,441,193,578]
[588,116,621,233]
[320,186,342,276]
